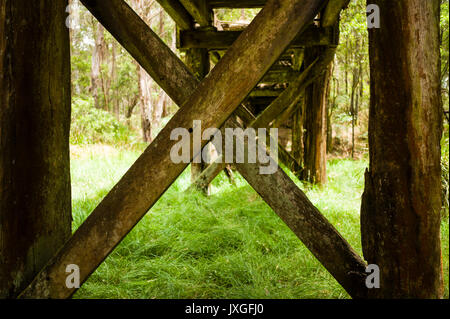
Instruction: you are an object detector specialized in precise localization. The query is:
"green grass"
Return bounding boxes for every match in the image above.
[70,146,449,299]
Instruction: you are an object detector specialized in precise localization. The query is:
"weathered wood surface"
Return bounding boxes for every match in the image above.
[301,47,331,185]
[178,26,334,49]
[82,0,197,105]
[193,46,337,191]
[224,117,368,298]
[189,116,370,298]
[261,70,303,84]
[322,0,350,27]
[184,47,211,194]
[292,96,306,167]
[0,0,72,298]
[361,0,443,298]
[156,0,193,30]
[179,0,211,27]
[191,60,317,188]
[249,88,284,98]
[21,0,325,298]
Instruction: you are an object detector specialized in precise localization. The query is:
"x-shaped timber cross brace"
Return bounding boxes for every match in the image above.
[20,0,367,299]
[191,46,338,189]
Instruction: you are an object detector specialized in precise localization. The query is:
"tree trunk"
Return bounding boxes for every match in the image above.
[302,47,330,185]
[350,47,361,159]
[153,8,166,127]
[133,0,154,142]
[91,22,105,109]
[361,0,443,298]
[111,41,120,119]
[138,65,153,143]
[0,0,72,298]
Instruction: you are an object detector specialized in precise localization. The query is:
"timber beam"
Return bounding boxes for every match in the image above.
[261,69,303,84]
[178,25,334,49]
[249,88,283,98]
[191,116,368,299]
[179,0,212,27]
[20,0,327,299]
[156,0,194,30]
[322,0,350,27]
[227,117,368,298]
[193,46,337,196]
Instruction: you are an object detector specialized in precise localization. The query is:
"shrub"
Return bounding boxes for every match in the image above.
[70,97,138,146]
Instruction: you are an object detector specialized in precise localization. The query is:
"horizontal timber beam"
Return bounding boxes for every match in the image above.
[178,25,334,49]
[20,0,325,299]
[261,69,302,84]
[249,89,283,98]
[193,45,337,199]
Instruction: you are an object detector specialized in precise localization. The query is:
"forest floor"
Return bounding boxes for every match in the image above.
[70,144,449,299]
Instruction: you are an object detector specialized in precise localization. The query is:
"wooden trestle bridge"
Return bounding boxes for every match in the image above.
[19,0,371,299]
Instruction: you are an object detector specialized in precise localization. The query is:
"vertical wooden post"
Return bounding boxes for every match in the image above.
[20,0,326,299]
[184,48,212,194]
[291,49,305,168]
[182,0,214,194]
[292,95,305,167]
[302,47,330,185]
[361,0,443,298]
[0,0,72,298]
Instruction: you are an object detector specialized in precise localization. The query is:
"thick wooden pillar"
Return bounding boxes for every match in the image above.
[292,95,305,168]
[302,47,330,186]
[0,0,72,298]
[184,48,212,194]
[21,0,325,298]
[361,0,443,298]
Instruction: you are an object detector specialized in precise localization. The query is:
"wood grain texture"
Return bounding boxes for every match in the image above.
[178,25,334,49]
[361,0,443,298]
[20,0,325,299]
[0,0,72,298]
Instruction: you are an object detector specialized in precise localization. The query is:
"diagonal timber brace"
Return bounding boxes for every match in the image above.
[155,0,194,30]
[322,0,351,27]
[20,0,330,299]
[192,46,338,187]
[225,117,368,298]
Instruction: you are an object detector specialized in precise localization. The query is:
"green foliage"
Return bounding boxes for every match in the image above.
[69,149,449,299]
[328,0,370,154]
[215,8,260,23]
[70,97,138,145]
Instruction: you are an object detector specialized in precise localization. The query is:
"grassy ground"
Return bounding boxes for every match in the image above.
[70,145,449,299]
